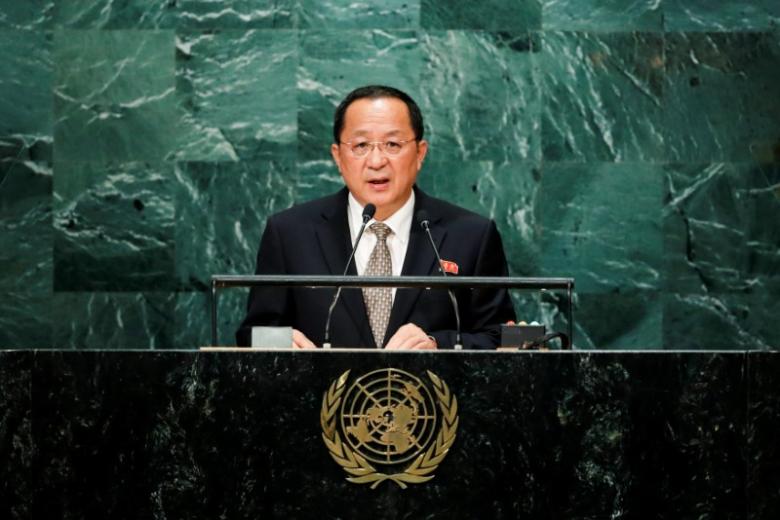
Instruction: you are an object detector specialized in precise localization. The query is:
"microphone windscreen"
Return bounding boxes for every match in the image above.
[363,203,376,221]
[416,209,430,227]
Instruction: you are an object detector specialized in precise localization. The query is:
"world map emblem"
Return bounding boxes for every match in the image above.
[320,368,458,488]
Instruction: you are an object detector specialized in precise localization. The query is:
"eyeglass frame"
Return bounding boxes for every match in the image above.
[338,138,419,157]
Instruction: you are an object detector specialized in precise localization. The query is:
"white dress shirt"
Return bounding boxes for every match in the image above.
[347,191,415,301]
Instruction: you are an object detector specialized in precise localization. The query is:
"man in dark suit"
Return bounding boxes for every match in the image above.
[236,85,515,349]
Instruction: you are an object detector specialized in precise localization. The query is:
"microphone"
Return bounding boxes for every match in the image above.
[322,203,376,349]
[416,210,463,350]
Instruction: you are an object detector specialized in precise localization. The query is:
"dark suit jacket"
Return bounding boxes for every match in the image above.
[236,186,516,349]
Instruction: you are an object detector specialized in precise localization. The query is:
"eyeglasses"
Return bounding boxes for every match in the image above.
[340,138,416,157]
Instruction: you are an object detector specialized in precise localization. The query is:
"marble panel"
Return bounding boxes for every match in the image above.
[573,290,662,349]
[175,0,295,29]
[541,31,665,162]
[0,352,31,519]
[174,289,249,347]
[0,293,52,348]
[419,31,541,164]
[422,160,541,277]
[52,0,294,29]
[297,0,419,29]
[0,30,52,138]
[538,162,664,294]
[0,136,51,166]
[52,0,177,29]
[663,290,780,350]
[664,32,780,163]
[0,160,52,294]
[295,159,344,203]
[747,352,780,518]
[174,30,297,162]
[24,351,747,518]
[615,353,746,518]
[53,30,176,162]
[51,292,176,349]
[664,163,780,294]
[173,161,296,291]
[53,161,174,291]
[31,352,203,518]
[541,0,662,31]
[665,0,780,31]
[0,0,52,30]
[297,30,422,161]
[421,0,541,30]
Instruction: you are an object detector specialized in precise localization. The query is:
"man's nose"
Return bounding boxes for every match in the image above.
[365,144,388,168]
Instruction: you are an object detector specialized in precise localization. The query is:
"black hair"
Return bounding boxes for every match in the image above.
[332,85,424,143]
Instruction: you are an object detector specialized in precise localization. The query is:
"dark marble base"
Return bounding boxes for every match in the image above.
[1,350,777,519]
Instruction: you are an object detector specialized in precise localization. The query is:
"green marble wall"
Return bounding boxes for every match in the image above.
[1,1,778,349]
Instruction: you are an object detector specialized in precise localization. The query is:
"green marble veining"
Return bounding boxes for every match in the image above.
[0,293,52,347]
[664,32,780,163]
[420,31,540,163]
[297,0,419,29]
[174,30,297,162]
[51,292,176,348]
[664,0,780,31]
[0,160,52,293]
[421,0,541,30]
[664,163,780,294]
[174,290,248,347]
[539,162,663,294]
[575,291,662,349]
[0,0,52,30]
[53,29,176,162]
[52,0,294,29]
[664,292,780,350]
[0,0,778,349]
[0,29,53,303]
[295,159,343,203]
[53,161,174,291]
[542,31,665,162]
[173,0,294,29]
[0,30,52,137]
[52,0,178,29]
[297,29,422,162]
[174,161,297,290]
[541,0,662,31]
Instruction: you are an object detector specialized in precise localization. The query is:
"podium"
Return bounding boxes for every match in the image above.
[1,349,778,519]
[210,274,576,348]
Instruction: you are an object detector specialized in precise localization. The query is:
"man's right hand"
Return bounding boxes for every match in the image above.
[292,329,317,349]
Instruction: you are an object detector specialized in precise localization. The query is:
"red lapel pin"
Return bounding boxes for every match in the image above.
[440,260,459,275]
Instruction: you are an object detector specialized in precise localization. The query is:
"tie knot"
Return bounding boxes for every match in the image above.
[370,222,392,242]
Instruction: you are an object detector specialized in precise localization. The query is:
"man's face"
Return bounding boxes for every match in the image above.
[331,97,428,221]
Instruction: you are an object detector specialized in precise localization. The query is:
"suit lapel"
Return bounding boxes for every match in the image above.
[386,192,446,337]
[314,190,375,347]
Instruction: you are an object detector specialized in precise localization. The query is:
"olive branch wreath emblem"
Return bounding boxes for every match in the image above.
[320,369,458,489]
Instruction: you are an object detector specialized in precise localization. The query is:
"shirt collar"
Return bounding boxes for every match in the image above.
[347,190,415,244]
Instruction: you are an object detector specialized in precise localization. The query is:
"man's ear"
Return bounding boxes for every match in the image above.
[415,139,429,170]
[330,143,343,172]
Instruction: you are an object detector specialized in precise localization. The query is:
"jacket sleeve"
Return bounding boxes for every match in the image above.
[234,216,293,346]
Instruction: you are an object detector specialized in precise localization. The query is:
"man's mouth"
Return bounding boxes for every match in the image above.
[368,178,390,186]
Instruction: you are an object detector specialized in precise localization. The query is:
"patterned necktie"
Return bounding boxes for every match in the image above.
[363,222,393,348]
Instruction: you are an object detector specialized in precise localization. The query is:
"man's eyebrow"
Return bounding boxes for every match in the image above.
[348,129,403,137]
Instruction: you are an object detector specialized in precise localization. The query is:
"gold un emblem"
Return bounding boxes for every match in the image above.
[320,368,458,488]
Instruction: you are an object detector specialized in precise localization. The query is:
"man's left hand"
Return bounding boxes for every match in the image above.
[384,323,437,350]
